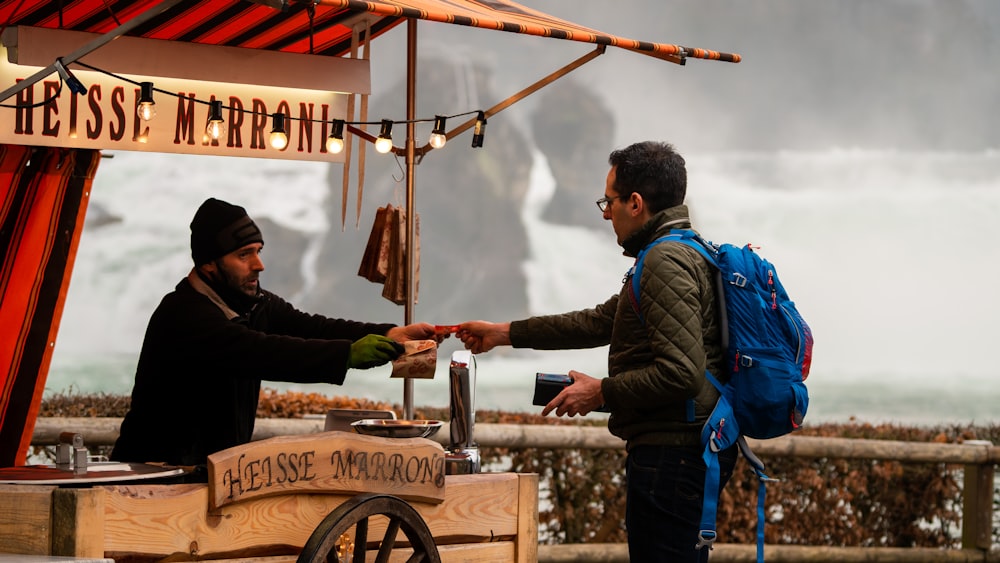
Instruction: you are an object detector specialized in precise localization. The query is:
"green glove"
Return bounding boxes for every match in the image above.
[348,334,405,369]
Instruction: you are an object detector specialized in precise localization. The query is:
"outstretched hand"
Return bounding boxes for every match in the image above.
[456,321,511,354]
[387,322,448,344]
[348,334,405,369]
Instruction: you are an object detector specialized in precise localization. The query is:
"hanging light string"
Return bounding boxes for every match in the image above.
[62,60,488,152]
[0,75,64,108]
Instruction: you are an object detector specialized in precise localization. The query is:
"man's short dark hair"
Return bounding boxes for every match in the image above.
[608,141,687,213]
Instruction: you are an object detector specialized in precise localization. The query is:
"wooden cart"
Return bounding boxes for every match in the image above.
[0,432,538,562]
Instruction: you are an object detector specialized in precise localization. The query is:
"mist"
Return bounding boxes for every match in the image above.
[49,1,1000,424]
[365,0,999,152]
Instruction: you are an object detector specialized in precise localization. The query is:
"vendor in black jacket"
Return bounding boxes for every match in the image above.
[111,197,438,469]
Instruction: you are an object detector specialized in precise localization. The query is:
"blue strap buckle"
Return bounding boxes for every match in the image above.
[695,530,717,550]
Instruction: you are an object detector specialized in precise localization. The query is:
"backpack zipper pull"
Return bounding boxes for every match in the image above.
[768,270,777,310]
[733,351,740,373]
[623,263,635,285]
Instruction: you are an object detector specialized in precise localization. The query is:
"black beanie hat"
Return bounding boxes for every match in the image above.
[190,198,264,265]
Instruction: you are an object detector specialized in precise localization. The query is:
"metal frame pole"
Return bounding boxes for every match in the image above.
[402,18,418,420]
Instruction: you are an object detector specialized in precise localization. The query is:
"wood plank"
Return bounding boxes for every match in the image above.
[51,488,104,558]
[101,484,211,559]
[538,543,996,562]
[195,543,513,563]
[182,558,296,563]
[411,473,521,541]
[515,473,539,563]
[207,431,446,509]
[32,418,1000,465]
[961,458,994,550]
[101,473,523,560]
[0,484,54,555]
[367,541,515,562]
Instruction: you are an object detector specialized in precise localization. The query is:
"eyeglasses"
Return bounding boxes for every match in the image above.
[595,195,625,212]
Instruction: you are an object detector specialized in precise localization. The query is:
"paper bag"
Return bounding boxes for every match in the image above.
[382,206,405,303]
[390,339,437,379]
[358,204,393,283]
[382,208,420,305]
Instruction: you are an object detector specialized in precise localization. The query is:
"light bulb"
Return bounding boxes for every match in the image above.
[205,101,225,141]
[326,136,345,154]
[375,119,393,154]
[206,120,225,140]
[270,131,288,150]
[471,111,486,148]
[269,113,288,150]
[137,103,156,121]
[326,119,345,154]
[375,136,393,154]
[429,115,447,149]
[136,82,156,121]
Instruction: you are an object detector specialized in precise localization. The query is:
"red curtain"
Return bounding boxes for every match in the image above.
[0,145,99,467]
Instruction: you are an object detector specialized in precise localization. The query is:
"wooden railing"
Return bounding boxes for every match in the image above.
[32,418,1000,562]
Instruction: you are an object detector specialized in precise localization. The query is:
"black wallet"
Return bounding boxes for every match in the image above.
[532,372,572,406]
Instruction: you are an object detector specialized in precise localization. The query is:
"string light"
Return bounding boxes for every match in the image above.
[136,82,156,121]
[374,119,394,154]
[326,119,345,154]
[16,62,490,156]
[269,113,289,150]
[429,115,447,149]
[205,100,225,141]
[471,111,487,148]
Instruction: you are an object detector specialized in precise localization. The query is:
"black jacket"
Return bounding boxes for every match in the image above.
[110,271,395,466]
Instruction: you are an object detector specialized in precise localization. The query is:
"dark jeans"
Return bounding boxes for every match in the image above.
[625,444,738,562]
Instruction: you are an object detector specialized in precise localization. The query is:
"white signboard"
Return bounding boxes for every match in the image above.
[1,46,348,162]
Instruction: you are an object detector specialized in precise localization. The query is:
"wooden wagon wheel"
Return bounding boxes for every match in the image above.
[297,493,441,563]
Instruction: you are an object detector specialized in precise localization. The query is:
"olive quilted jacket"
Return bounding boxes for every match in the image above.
[510,205,723,449]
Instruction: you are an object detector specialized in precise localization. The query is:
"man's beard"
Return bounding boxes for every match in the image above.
[206,262,262,314]
[216,263,259,298]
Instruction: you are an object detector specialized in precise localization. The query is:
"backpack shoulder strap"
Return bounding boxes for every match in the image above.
[627,229,722,426]
[628,229,719,322]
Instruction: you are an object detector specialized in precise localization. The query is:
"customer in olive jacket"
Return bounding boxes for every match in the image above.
[111,198,439,471]
[457,141,737,562]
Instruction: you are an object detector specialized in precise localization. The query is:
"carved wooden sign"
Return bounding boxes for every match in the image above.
[206,431,446,509]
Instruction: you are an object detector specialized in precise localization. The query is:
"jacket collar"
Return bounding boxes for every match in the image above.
[187,269,240,320]
[621,205,693,258]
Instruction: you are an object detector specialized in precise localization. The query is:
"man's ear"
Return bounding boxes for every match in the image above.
[631,193,655,221]
[631,192,643,214]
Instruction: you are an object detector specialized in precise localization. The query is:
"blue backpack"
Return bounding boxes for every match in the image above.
[628,228,813,563]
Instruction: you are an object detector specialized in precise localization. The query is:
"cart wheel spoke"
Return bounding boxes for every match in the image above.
[352,517,368,563]
[297,493,440,563]
[374,516,402,563]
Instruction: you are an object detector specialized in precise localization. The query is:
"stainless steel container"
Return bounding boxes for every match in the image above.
[446,350,480,474]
